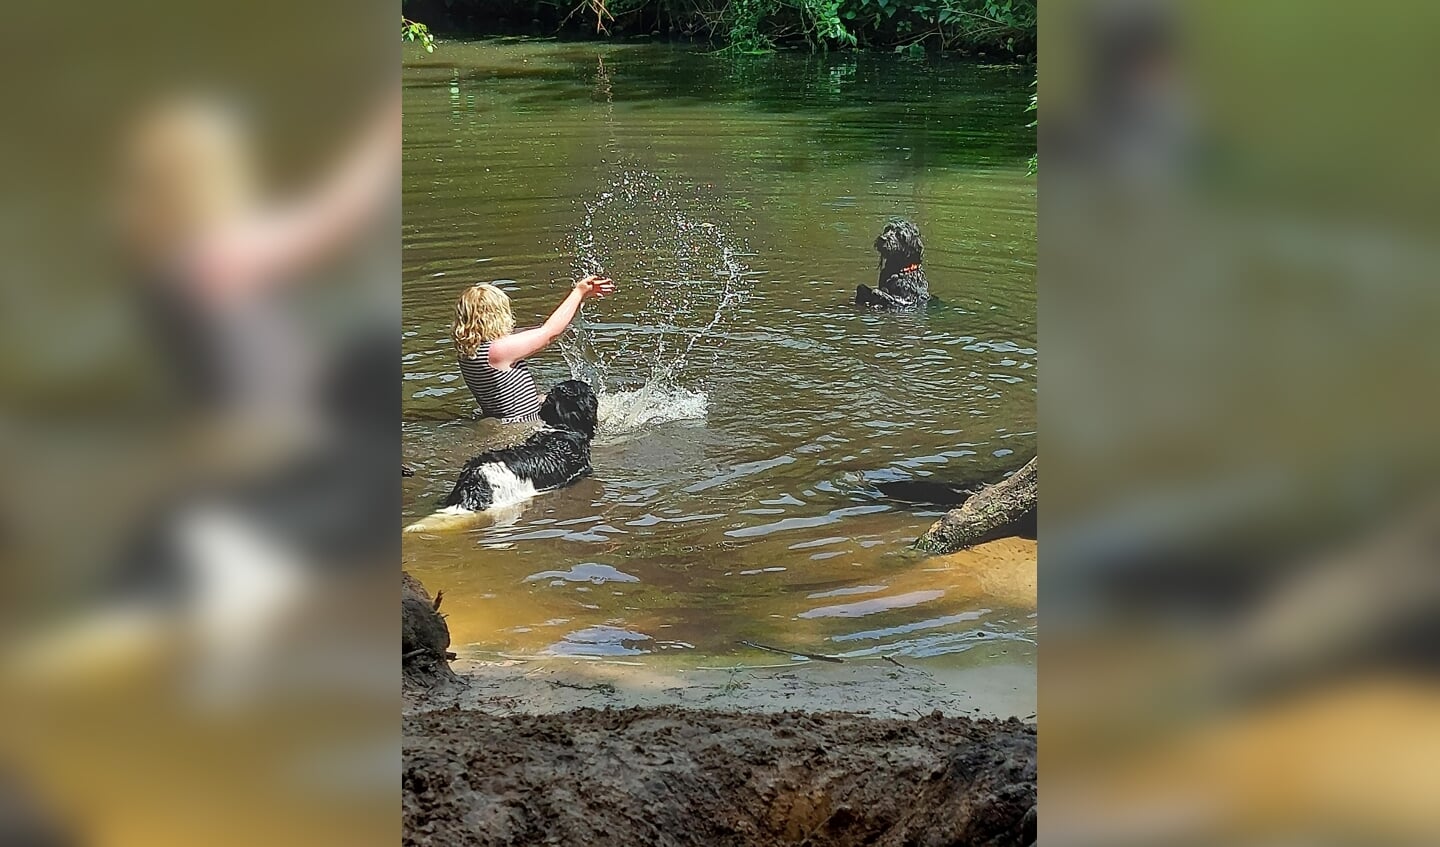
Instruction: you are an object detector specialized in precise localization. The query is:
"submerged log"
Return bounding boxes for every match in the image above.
[913,456,1036,554]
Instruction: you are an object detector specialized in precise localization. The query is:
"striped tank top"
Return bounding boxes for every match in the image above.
[459,341,543,423]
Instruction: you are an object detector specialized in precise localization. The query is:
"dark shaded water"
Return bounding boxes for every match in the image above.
[402,40,1035,669]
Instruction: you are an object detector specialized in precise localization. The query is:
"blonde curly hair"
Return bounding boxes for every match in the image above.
[453,283,516,359]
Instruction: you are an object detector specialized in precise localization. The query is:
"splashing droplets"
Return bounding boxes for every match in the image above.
[564,167,753,437]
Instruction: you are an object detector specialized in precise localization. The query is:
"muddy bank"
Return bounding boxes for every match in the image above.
[404,706,1036,847]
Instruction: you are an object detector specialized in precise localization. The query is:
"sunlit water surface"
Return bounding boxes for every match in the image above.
[403,40,1035,672]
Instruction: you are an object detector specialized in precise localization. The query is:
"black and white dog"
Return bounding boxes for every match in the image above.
[855,218,930,310]
[406,379,599,531]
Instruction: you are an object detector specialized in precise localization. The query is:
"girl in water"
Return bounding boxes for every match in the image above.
[453,276,615,423]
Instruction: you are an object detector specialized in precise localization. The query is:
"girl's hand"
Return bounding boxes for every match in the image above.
[575,275,616,299]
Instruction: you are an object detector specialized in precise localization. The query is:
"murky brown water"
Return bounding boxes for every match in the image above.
[402,40,1035,670]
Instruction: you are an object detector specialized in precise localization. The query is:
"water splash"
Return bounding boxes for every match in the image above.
[595,384,709,437]
[563,167,753,436]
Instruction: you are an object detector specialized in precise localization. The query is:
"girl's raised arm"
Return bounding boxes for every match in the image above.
[487,275,614,368]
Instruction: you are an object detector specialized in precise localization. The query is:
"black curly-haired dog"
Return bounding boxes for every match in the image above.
[405,379,599,531]
[856,218,930,310]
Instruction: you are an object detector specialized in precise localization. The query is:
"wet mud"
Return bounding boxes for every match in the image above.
[403,706,1036,846]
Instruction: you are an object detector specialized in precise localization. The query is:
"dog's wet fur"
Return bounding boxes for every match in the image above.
[856,218,930,310]
[438,379,599,512]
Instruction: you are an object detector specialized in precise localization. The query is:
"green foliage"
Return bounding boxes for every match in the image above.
[806,0,858,50]
[723,0,777,53]
[496,0,1034,55]
[402,16,437,52]
[743,0,1032,53]
[1026,72,1036,175]
[895,0,1034,53]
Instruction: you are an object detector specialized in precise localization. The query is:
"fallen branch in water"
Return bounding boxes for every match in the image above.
[913,456,1037,554]
[547,679,618,693]
[738,640,844,663]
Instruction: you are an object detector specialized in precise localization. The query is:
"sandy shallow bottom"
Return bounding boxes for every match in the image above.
[408,655,1035,721]
[409,537,1037,720]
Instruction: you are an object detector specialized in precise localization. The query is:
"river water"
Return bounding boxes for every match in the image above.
[402,40,1035,671]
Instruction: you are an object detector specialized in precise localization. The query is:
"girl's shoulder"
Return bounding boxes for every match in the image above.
[460,341,492,362]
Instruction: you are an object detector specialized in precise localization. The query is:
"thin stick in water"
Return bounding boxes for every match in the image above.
[737,640,844,664]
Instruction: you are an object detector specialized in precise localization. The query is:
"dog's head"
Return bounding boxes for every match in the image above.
[874,218,924,268]
[540,379,599,439]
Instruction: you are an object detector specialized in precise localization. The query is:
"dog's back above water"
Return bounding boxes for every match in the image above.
[856,218,931,310]
[404,379,599,533]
